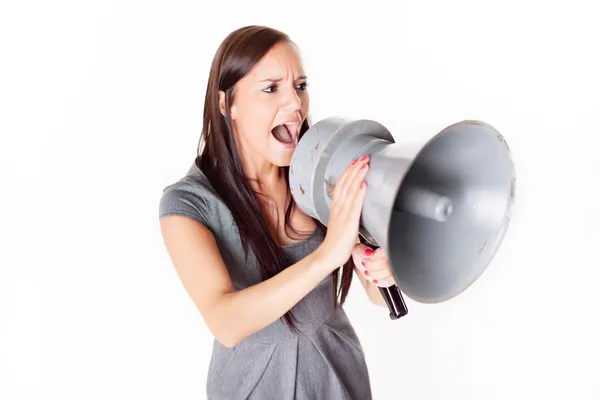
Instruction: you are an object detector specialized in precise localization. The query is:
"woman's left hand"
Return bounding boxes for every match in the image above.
[351,243,397,288]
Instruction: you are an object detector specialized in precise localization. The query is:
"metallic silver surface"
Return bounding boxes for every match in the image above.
[290,117,515,303]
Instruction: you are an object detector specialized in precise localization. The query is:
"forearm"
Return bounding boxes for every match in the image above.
[209,246,334,347]
[366,284,387,306]
[354,264,387,306]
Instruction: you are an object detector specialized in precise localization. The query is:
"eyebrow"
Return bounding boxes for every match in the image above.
[260,75,307,82]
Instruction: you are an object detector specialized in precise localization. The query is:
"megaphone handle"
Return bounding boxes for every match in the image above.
[358,236,408,320]
[379,285,408,320]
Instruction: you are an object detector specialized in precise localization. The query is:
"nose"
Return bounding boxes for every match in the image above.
[282,87,302,113]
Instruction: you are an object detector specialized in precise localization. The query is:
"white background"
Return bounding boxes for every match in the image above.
[1,0,599,399]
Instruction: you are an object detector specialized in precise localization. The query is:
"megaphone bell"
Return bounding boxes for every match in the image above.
[289,117,515,319]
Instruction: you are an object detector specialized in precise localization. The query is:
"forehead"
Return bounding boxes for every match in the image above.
[249,41,305,80]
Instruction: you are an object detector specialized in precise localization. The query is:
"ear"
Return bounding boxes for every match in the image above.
[218,90,226,117]
[218,90,238,120]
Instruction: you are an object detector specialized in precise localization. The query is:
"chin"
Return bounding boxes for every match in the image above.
[269,153,293,168]
[266,135,296,167]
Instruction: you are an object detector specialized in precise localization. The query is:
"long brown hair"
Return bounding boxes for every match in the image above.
[196,25,353,331]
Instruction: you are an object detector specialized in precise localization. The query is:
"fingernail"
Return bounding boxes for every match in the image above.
[373,279,379,284]
[364,248,374,257]
[360,182,366,189]
[351,159,357,165]
[359,154,368,161]
[364,270,369,276]
[360,163,367,170]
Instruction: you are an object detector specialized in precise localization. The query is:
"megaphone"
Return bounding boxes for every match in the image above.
[289,117,515,319]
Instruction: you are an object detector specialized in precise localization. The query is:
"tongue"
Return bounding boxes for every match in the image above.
[271,124,294,144]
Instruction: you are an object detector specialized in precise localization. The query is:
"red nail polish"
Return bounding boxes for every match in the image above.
[373,279,378,284]
[360,182,365,189]
[364,248,374,257]
[359,154,368,161]
[364,270,369,276]
[351,159,357,165]
[360,164,367,170]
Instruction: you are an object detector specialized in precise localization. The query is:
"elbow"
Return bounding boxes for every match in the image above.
[208,316,244,348]
[204,296,246,348]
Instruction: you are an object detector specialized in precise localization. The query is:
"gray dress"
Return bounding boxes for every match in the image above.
[159,162,372,399]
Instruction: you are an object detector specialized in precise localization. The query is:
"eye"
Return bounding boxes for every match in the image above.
[263,85,277,93]
[296,82,309,91]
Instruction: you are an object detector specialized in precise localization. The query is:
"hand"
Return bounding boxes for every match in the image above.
[352,243,397,288]
[317,155,370,269]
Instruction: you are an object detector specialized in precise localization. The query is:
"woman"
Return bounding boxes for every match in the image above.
[159,25,396,399]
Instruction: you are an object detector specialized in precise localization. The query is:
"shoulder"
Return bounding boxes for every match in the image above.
[158,161,221,227]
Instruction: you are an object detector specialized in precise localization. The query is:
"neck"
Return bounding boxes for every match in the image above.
[239,152,286,197]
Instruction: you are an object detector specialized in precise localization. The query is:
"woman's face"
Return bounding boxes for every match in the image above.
[220,41,310,168]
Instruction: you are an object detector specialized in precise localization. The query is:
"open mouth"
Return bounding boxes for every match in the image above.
[271,122,298,145]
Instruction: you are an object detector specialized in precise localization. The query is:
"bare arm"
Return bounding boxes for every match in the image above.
[160,215,336,347]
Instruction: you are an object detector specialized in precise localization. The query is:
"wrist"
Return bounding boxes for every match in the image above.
[312,243,339,275]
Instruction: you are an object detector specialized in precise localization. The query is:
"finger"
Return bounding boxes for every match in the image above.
[357,260,380,284]
[362,261,390,274]
[346,156,369,195]
[340,157,369,234]
[331,165,351,201]
[345,176,367,227]
[362,247,388,263]
[351,243,370,261]
[367,271,396,287]
[365,267,393,281]
[363,260,389,272]
[337,155,369,198]
[351,244,375,275]
[363,271,392,287]
[345,157,368,203]
[373,276,396,288]
[354,255,371,279]
[332,156,365,202]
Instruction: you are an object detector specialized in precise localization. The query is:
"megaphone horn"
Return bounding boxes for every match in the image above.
[289,117,515,319]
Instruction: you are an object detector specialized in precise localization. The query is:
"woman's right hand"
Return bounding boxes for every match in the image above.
[317,154,370,269]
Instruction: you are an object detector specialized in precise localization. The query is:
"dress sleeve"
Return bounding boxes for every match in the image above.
[158,179,211,228]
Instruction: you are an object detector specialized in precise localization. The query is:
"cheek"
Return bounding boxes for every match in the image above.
[300,93,310,115]
[244,96,277,125]
[258,102,277,128]
[235,103,273,140]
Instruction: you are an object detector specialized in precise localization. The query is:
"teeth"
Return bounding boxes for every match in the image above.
[284,121,298,125]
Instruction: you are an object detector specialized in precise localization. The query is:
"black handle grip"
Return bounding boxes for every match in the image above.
[378,285,408,320]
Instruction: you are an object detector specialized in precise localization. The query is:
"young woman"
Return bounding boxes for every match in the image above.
[159,25,396,399]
